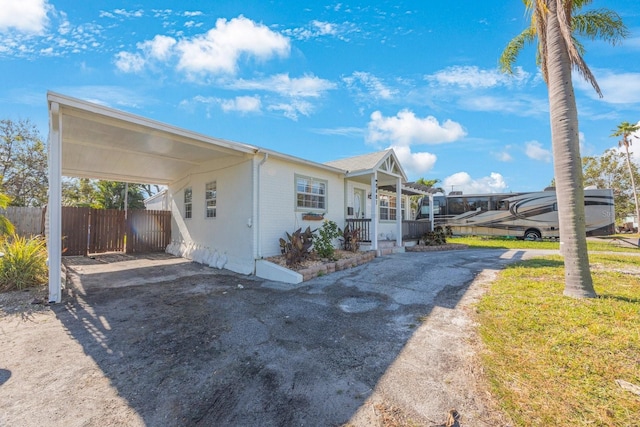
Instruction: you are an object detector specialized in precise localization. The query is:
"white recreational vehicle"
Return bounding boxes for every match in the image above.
[415,188,615,239]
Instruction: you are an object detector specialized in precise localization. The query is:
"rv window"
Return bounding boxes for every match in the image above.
[448,197,465,215]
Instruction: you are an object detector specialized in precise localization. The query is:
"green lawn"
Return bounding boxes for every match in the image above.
[449,235,640,253]
[476,251,640,426]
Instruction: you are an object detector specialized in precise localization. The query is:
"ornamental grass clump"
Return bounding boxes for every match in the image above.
[0,234,48,291]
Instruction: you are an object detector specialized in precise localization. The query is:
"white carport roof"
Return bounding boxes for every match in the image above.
[46,92,263,304]
[48,92,258,185]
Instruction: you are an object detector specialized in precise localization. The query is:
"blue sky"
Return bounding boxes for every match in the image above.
[1,0,639,194]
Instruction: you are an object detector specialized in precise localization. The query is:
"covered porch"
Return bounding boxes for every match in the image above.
[325,151,435,252]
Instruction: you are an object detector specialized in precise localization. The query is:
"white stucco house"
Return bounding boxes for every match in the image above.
[47,92,432,302]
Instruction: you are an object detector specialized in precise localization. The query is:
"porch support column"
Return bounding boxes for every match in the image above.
[429,193,434,231]
[48,101,62,303]
[396,176,402,248]
[370,172,378,251]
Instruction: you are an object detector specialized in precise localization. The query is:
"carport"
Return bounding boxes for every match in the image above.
[47,92,257,302]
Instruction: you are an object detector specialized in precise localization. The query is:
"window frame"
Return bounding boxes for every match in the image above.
[184,187,192,219]
[295,175,328,212]
[379,193,398,221]
[205,181,217,219]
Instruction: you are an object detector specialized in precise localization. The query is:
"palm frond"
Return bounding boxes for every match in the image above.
[572,10,629,45]
[499,28,535,73]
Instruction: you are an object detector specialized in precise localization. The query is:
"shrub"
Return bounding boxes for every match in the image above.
[421,225,448,246]
[0,235,48,291]
[279,227,315,266]
[341,223,360,252]
[314,220,342,259]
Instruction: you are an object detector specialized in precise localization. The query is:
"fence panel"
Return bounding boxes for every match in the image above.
[62,207,91,256]
[126,210,172,253]
[89,209,125,254]
[402,220,431,240]
[1,207,45,237]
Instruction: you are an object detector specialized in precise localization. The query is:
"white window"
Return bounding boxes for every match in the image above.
[296,176,326,210]
[205,181,217,218]
[184,187,192,219]
[379,194,398,221]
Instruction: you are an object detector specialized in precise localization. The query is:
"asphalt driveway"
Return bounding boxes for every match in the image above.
[1,249,552,426]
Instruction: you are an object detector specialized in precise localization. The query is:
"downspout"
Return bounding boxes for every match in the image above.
[256,152,268,260]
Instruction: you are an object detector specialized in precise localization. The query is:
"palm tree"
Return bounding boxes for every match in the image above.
[612,121,640,231]
[500,0,627,298]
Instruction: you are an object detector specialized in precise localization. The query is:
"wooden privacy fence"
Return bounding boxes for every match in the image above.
[62,207,171,256]
[0,207,45,237]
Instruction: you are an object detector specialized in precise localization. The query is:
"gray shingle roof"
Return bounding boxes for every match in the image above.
[324,149,392,172]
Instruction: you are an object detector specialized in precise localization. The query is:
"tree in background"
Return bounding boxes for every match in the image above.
[0,119,48,207]
[62,178,100,207]
[62,179,147,210]
[410,178,443,216]
[500,0,627,298]
[611,121,640,228]
[583,149,639,224]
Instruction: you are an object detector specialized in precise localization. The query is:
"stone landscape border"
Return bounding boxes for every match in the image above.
[297,251,376,281]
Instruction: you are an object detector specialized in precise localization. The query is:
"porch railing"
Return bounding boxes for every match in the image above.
[402,220,431,240]
[345,218,372,242]
[344,219,431,243]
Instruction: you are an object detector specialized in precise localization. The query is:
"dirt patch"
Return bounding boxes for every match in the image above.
[265,249,362,270]
[0,285,49,318]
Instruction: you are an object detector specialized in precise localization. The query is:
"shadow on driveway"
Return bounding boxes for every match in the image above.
[53,249,540,426]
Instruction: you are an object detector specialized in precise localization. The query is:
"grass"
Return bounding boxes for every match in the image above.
[449,235,640,253]
[476,253,640,426]
[0,235,48,291]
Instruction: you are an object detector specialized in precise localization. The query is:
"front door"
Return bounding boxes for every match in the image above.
[354,188,366,219]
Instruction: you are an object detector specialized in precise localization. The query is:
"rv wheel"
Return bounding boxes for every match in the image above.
[524,229,542,241]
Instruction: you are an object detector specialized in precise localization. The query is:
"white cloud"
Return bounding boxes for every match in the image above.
[228,74,336,98]
[184,11,203,17]
[268,100,314,121]
[312,127,364,138]
[220,96,261,113]
[443,172,508,194]
[343,71,397,101]
[391,145,437,175]
[283,20,356,41]
[493,150,513,162]
[426,65,530,89]
[366,109,466,146]
[525,140,552,162]
[114,51,146,73]
[176,16,290,75]
[459,95,547,116]
[138,35,176,61]
[575,69,640,105]
[113,9,144,18]
[0,0,51,34]
[114,16,290,77]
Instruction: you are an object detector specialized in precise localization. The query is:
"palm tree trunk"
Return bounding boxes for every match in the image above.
[623,143,640,231]
[544,0,596,298]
